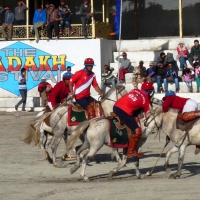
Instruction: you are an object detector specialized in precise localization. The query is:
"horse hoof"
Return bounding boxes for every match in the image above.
[70,167,77,174]
[108,171,114,178]
[53,162,68,168]
[136,174,143,179]
[168,174,176,179]
[165,167,171,174]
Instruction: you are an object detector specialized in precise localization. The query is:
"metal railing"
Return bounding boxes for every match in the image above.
[0,22,113,40]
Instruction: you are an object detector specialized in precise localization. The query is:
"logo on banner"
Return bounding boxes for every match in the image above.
[0,42,74,96]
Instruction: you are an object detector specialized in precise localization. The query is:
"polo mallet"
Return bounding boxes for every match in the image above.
[146,141,169,176]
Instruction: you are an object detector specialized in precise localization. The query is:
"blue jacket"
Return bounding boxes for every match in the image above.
[33,9,46,24]
[0,9,14,24]
[61,11,71,21]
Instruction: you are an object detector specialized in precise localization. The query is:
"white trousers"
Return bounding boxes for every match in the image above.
[182,99,200,113]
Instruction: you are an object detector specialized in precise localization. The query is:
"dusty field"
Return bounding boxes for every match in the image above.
[0,111,200,200]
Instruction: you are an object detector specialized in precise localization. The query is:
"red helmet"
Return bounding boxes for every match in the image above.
[84,58,95,66]
[141,82,154,91]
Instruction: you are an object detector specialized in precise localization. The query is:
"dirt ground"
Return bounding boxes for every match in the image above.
[0,111,200,200]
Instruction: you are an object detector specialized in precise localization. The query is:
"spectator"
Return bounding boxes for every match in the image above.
[101,65,116,93]
[115,52,131,83]
[146,61,157,83]
[183,68,193,92]
[58,0,70,12]
[155,61,167,93]
[67,66,72,73]
[80,0,93,39]
[15,68,27,111]
[159,52,178,70]
[45,2,50,14]
[0,6,14,41]
[14,1,28,25]
[164,63,179,93]
[194,62,200,92]
[132,60,147,88]
[177,41,189,71]
[38,77,52,106]
[59,7,74,35]
[46,4,61,41]
[188,40,200,66]
[32,7,46,43]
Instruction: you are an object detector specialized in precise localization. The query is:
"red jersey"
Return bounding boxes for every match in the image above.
[69,69,98,99]
[162,96,189,112]
[114,89,151,115]
[48,81,70,108]
[38,82,52,93]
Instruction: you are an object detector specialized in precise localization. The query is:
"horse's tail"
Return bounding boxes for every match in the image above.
[67,121,90,153]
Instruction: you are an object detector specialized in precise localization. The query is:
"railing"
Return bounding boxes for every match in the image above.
[0,22,113,40]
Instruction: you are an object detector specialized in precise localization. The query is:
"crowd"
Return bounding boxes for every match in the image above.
[0,0,93,42]
[100,40,200,94]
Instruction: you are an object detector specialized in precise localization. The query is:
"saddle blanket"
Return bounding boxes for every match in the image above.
[109,118,128,148]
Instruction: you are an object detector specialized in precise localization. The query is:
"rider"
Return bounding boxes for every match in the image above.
[47,72,72,110]
[162,90,200,154]
[69,58,104,120]
[113,82,154,158]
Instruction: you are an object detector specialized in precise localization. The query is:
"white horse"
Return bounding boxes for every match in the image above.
[23,85,127,167]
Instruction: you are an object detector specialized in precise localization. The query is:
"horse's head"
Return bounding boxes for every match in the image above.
[140,107,163,138]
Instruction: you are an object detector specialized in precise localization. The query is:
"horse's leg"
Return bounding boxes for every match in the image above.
[134,156,143,179]
[169,145,186,179]
[44,134,53,164]
[111,148,122,163]
[70,140,90,174]
[164,145,179,172]
[108,148,127,178]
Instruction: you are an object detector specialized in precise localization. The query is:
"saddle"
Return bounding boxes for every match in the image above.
[176,112,199,132]
[110,112,125,129]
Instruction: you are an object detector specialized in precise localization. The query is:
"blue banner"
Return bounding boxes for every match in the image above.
[114,0,121,35]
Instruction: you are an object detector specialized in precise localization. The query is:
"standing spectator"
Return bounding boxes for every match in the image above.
[67,66,72,73]
[80,0,93,39]
[15,68,27,111]
[194,62,200,92]
[155,61,167,93]
[132,60,147,88]
[46,4,61,41]
[32,7,46,43]
[164,63,179,93]
[38,77,52,107]
[0,6,14,41]
[115,52,131,83]
[44,2,50,14]
[58,0,70,12]
[101,65,116,93]
[183,68,193,92]
[59,7,74,35]
[188,40,200,66]
[177,41,189,71]
[146,61,157,83]
[14,1,28,25]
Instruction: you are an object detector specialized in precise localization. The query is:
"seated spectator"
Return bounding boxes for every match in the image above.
[32,7,46,43]
[58,0,70,12]
[80,0,93,39]
[132,60,146,88]
[194,62,200,92]
[115,52,131,83]
[188,40,200,66]
[146,61,157,83]
[14,1,28,25]
[177,41,189,71]
[59,7,74,35]
[38,77,52,106]
[46,4,61,41]
[183,68,193,92]
[101,65,116,93]
[159,52,178,70]
[164,63,179,92]
[0,6,14,41]
[155,61,167,93]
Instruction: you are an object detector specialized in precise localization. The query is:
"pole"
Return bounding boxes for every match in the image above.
[179,0,183,38]
[117,0,123,84]
[134,0,138,39]
[26,0,29,39]
[91,0,95,38]
[106,0,110,23]
[102,0,105,22]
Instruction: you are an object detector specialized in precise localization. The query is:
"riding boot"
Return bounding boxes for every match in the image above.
[182,111,200,121]
[86,105,96,120]
[127,127,143,158]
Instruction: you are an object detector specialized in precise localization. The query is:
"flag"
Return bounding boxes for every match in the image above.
[114,0,122,35]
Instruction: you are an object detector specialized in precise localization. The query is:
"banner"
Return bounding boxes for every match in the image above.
[114,0,122,35]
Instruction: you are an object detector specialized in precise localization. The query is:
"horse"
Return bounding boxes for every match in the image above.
[23,85,128,167]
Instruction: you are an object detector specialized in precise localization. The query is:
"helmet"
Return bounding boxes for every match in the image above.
[141,82,154,91]
[84,58,95,66]
[63,72,72,80]
[165,90,176,97]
